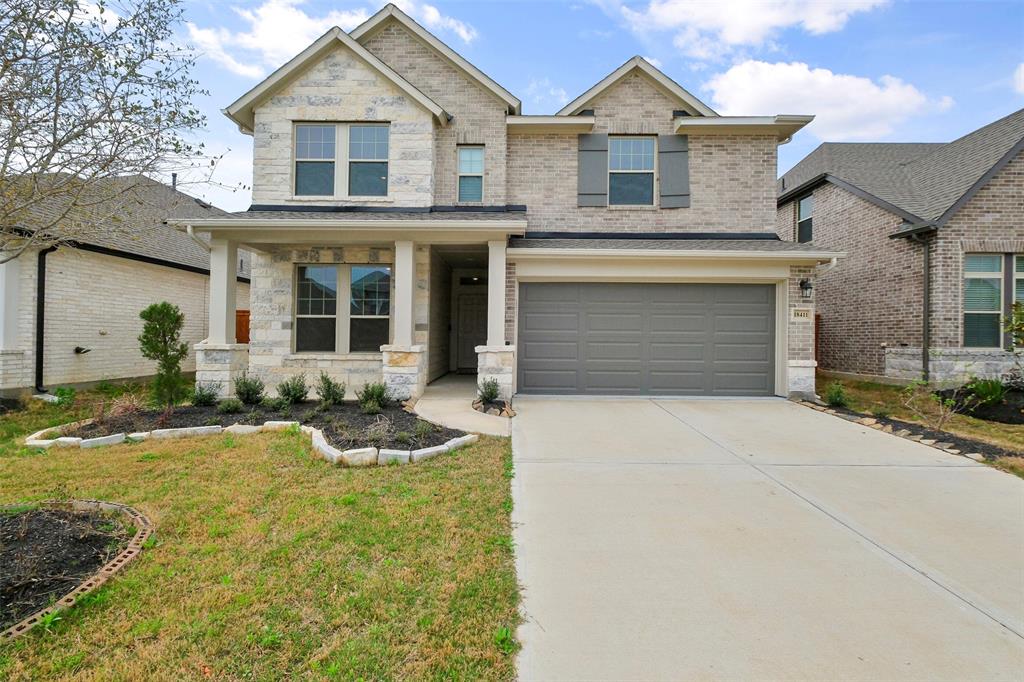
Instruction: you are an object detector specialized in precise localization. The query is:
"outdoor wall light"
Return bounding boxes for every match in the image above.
[799,279,813,299]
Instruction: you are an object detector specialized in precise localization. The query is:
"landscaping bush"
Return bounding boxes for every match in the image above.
[261,396,289,412]
[110,392,146,417]
[217,398,244,414]
[191,383,218,407]
[316,372,346,406]
[357,382,391,410]
[234,372,265,405]
[138,302,189,408]
[966,378,1007,407]
[277,374,309,404]
[52,386,76,408]
[479,378,500,403]
[360,399,382,416]
[823,381,849,408]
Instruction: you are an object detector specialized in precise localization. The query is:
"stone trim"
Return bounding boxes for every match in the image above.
[196,343,249,399]
[884,347,1019,384]
[1,499,154,642]
[476,345,514,401]
[381,344,427,400]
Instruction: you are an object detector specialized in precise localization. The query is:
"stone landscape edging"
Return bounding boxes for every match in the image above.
[797,400,989,462]
[24,420,479,467]
[0,499,154,642]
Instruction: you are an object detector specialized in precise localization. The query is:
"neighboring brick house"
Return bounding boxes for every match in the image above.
[777,109,1024,383]
[0,176,251,397]
[173,3,840,401]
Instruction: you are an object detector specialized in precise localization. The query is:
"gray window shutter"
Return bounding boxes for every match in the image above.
[578,133,608,207]
[658,134,689,208]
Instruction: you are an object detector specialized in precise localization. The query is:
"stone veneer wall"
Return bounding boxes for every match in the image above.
[250,43,435,208]
[885,348,1020,384]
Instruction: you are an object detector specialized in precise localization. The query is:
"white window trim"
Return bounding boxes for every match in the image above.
[457,145,485,204]
[292,122,390,200]
[293,264,392,354]
[607,135,658,207]
[963,253,1004,349]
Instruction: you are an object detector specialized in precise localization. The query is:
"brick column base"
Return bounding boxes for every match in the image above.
[381,344,427,401]
[476,345,515,401]
[787,359,817,399]
[195,343,249,398]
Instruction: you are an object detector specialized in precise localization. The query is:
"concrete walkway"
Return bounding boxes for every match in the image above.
[512,397,1024,681]
[414,374,510,437]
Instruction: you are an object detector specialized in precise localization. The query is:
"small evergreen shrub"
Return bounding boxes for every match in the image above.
[823,381,849,408]
[414,419,435,440]
[277,374,309,404]
[261,396,289,412]
[360,399,382,416]
[357,382,391,410]
[965,378,1007,407]
[217,398,243,414]
[316,372,346,406]
[478,378,501,403]
[138,302,189,408]
[234,372,265,405]
[191,383,218,407]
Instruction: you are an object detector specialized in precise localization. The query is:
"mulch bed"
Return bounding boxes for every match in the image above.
[934,388,1024,425]
[60,402,463,452]
[1,507,132,631]
[830,406,1022,460]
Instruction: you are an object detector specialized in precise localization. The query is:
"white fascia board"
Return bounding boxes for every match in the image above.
[350,4,521,114]
[558,56,717,117]
[223,26,448,134]
[170,218,527,231]
[673,115,814,142]
[507,115,595,133]
[507,247,844,264]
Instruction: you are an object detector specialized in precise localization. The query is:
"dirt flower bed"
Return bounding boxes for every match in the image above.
[934,388,1024,425]
[61,402,463,452]
[1,507,133,632]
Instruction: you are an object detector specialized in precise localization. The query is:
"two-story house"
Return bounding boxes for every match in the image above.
[173,3,840,402]
[777,108,1024,384]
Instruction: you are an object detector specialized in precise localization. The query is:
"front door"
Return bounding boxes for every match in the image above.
[457,293,488,371]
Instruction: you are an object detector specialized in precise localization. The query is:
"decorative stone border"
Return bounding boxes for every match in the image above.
[0,499,154,642]
[24,420,480,467]
[797,401,987,462]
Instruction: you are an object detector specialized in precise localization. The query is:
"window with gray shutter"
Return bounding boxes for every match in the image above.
[578,133,608,207]
[658,134,690,208]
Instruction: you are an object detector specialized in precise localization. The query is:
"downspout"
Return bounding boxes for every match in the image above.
[910,234,931,382]
[35,246,57,392]
[186,225,210,252]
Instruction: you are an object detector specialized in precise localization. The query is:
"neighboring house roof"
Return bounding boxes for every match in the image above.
[222,25,449,134]
[350,3,521,115]
[558,56,718,118]
[779,108,1024,227]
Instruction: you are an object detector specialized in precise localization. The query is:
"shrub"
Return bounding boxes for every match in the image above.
[110,392,146,417]
[261,396,289,412]
[414,419,435,440]
[357,382,391,410]
[395,431,412,446]
[217,398,243,414]
[316,372,346,406]
[277,374,309,404]
[191,383,218,407]
[360,399,382,416]
[823,381,849,408]
[478,378,501,403]
[138,302,189,408]
[52,386,76,408]
[234,372,265,406]
[966,378,1007,407]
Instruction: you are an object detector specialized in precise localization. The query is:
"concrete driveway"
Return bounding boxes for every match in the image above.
[511,398,1024,681]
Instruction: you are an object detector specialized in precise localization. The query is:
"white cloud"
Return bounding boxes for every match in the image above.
[188,0,476,78]
[642,55,663,68]
[1015,63,1024,95]
[704,60,951,140]
[524,78,570,112]
[620,0,887,60]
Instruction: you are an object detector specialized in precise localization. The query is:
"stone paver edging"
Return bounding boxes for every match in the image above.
[24,421,479,467]
[797,401,988,462]
[1,499,154,642]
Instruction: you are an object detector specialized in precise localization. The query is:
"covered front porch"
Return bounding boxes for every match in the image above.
[171,213,525,402]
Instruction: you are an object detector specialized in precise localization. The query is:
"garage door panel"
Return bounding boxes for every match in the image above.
[715,314,772,333]
[582,284,645,304]
[522,283,580,303]
[520,340,579,361]
[520,369,579,391]
[714,343,772,362]
[649,342,704,361]
[713,285,773,303]
[650,313,706,332]
[587,312,643,332]
[522,310,579,333]
[585,370,645,391]
[586,342,643,360]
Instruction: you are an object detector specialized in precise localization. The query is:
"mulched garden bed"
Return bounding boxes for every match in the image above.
[1,507,133,632]
[934,388,1024,425]
[60,402,463,452]
[829,405,1022,460]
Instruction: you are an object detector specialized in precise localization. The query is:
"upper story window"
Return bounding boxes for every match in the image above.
[458,146,484,202]
[293,123,389,198]
[608,137,655,206]
[797,195,813,243]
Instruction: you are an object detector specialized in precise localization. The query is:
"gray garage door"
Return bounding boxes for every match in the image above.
[517,283,775,396]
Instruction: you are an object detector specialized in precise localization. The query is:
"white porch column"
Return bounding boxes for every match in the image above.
[208,238,237,345]
[486,239,507,347]
[0,257,20,350]
[393,240,415,347]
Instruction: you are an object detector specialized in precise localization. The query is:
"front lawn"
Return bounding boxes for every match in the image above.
[0,397,519,679]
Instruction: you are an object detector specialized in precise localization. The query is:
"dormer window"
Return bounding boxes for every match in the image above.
[293,123,389,198]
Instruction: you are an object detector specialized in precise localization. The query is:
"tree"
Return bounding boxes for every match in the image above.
[138,301,189,408]
[0,0,210,263]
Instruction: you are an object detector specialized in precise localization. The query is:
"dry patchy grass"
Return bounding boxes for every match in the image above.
[0,400,519,680]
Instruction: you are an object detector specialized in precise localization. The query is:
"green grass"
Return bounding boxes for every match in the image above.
[0,393,520,679]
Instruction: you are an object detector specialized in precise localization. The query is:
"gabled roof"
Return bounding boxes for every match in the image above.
[557,56,717,118]
[223,26,448,134]
[779,108,1024,226]
[350,3,521,114]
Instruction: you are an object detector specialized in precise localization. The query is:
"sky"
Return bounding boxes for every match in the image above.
[172,0,1024,212]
